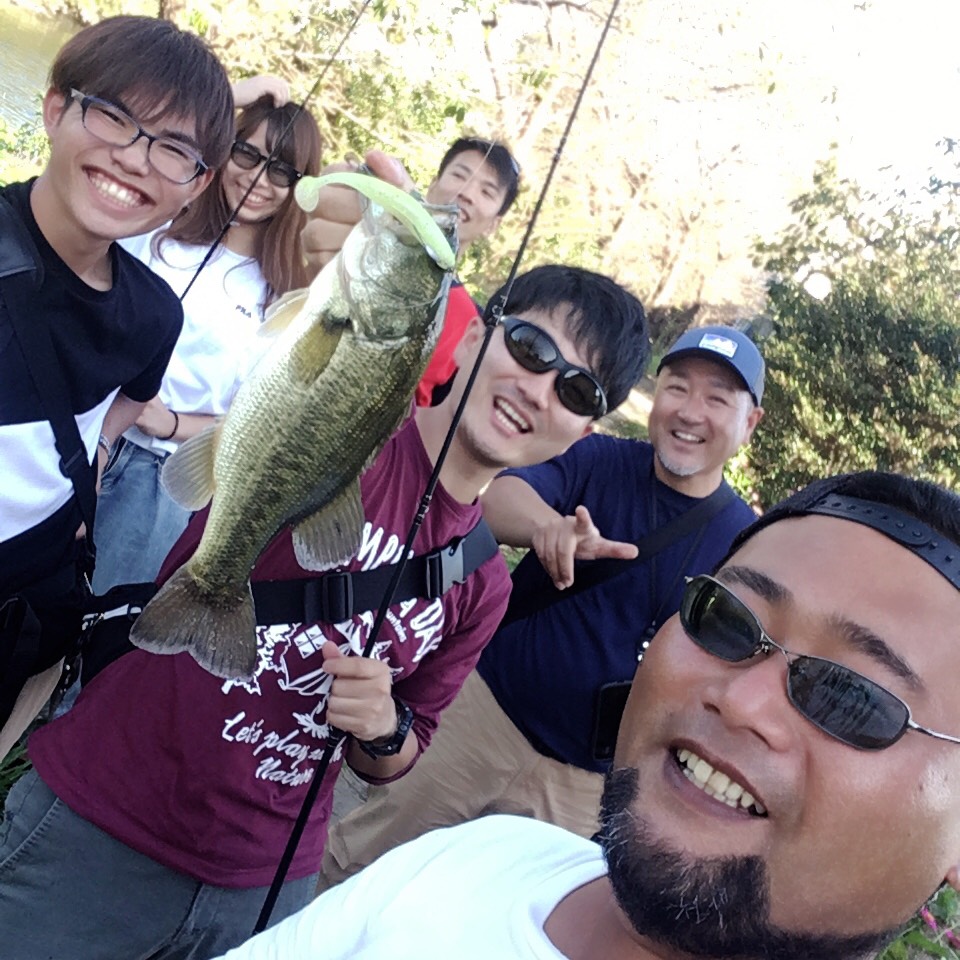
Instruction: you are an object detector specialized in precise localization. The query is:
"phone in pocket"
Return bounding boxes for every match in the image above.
[590,681,632,762]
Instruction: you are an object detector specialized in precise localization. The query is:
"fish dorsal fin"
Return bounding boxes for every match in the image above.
[288,310,347,386]
[259,288,309,340]
[161,422,221,511]
[292,480,365,572]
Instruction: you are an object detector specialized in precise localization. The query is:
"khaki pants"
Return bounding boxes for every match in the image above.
[0,659,62,762]
[320,670,603,892]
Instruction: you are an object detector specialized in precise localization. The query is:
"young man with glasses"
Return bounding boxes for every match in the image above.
[319,325,764,888]
[0,16,231,758]
[212,469,960,960]
[300,137,521,406]
[0,264,649,959]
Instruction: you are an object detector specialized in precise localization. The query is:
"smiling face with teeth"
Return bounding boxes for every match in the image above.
[647,355,763,499]
[441,306,596,482]
[31,86,213,283]
[598,513,960,958]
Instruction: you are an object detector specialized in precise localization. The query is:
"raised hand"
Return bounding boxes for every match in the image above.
[531,504,639,590]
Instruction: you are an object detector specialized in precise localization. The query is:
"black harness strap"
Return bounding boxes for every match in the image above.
[251,518,498,624]
[80,519,500,686]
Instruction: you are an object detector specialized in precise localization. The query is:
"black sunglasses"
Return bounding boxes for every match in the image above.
[679,574,960,751]
[501,316,607,418]
[230,140,302,189]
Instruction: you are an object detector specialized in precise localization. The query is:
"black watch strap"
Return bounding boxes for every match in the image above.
[357,697,414,758]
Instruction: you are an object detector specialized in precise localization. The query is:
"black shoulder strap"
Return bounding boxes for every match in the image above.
[0,195,98,547]
[499,482,737,627]
[0,596,43,730]
[251,517,498,624]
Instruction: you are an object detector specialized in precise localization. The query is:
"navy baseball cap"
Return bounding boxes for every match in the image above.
[657,325,765,406]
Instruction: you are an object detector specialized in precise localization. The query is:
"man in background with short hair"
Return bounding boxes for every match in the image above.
[300,136,520,405]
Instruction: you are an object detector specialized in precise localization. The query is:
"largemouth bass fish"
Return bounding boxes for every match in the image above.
[129,174,458,678]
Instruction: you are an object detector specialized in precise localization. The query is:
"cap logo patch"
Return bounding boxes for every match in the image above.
[698,333,737,358]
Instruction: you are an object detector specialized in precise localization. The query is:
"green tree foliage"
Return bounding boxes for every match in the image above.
[745,160,960,508]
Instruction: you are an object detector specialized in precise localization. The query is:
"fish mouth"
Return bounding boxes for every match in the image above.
[494,397,532,434]
[672,745,768,817]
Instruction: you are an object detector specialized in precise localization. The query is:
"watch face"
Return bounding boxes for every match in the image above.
[358,698,413,758]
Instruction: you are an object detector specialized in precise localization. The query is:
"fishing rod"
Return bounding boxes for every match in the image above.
[253,0,624,934]
[178,0,374,303]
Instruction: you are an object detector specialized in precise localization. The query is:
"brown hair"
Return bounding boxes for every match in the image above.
[160,98,322,305]
[49,15,233,169]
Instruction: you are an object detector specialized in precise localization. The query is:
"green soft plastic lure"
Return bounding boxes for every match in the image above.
[295,172,457,271]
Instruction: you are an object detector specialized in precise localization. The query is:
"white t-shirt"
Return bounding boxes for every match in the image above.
[118,230,267,453]
[215,816,606,959]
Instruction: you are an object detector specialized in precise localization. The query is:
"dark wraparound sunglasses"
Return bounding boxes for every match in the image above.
[501,316,607,419]
[679,574,960,751]
[230,140,303,189]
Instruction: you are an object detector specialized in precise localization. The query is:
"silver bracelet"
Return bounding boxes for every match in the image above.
[98,434,111,455]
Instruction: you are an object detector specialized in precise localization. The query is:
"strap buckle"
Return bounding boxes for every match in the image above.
[303,570,355,623]
[59,448,87,480]
[424,537,466,600]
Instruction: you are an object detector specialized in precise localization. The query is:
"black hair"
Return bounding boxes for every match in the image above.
[437,138,520,216]
[49,15,234,170]
[482,265,651,413]
[162,97,322,303]
[727,471,960,561]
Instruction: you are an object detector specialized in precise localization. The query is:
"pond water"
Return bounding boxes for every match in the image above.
[0,4,76,129]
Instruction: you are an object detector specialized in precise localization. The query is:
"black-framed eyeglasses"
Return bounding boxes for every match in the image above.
[679,574,960,751]
[230,140,303,189]
[69,89,206,185]
[501,316,607,419]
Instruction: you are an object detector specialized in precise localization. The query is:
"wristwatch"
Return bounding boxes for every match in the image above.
[357,697,414,758]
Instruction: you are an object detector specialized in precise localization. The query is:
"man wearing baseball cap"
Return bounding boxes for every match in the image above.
[318,324,766,889]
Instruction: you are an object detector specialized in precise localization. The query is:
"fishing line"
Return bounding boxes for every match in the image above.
[178,0,373,303]
[254,0,623,934]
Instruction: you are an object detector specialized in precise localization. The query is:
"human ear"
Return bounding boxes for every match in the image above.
[741,404,764,445]
[452,314,487,367]
[41,87,70,134]
[183,166,215,204]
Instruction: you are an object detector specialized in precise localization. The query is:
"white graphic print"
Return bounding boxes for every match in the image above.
[217,520,447,790]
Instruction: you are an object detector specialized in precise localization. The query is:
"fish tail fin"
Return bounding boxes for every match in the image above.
[129,566,257,679]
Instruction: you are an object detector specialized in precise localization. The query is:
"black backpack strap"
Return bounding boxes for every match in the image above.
[0,195,98,556]
[0,597,43,730]
[252,518,498,624]
[500,482,737,627]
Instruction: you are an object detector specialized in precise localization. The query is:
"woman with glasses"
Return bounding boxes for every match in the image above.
[92,79,322,593]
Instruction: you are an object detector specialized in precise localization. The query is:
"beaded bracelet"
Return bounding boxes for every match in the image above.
[159,410,180,442]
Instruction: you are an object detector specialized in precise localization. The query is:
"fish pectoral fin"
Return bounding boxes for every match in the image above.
[160,422,221,511]
[292,481,365,572]
[288,313,347,385]
[259,289,309,340]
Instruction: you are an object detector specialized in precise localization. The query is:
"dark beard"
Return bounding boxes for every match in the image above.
[597,767,900,960]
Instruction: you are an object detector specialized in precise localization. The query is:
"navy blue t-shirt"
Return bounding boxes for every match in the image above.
[477,433,756,772]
